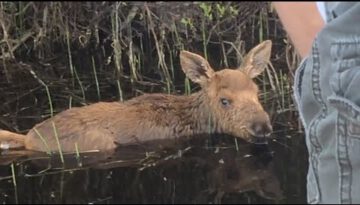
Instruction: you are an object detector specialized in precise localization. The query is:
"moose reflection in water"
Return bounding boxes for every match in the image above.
[0,135,283,204]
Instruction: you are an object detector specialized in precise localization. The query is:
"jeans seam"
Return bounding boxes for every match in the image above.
[307,39,325,204]
[337,115,353,204]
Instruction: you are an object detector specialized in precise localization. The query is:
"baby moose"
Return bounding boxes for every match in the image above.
[0,40,273,153]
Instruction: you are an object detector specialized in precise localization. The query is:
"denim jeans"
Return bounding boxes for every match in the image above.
[293,2,360,204]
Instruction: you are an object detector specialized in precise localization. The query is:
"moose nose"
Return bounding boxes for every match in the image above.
[249,121,273,137]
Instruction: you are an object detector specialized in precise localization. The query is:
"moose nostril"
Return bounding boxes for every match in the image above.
[252,123,263,134]
[250,122,272,137]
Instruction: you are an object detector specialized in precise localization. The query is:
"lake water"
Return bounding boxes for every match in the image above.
[0,126,307,204]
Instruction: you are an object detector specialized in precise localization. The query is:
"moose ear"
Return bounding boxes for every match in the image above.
[180,51,215,86]
[238,40,272,78]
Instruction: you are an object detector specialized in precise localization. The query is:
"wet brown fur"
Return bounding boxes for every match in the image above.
[0,40,273,153]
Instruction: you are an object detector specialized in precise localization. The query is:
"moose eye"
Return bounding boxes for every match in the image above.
[220,98,231,107]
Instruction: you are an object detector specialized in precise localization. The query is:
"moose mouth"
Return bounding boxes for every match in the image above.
[245,128,271,145]
[250,135,269,145]
[232,126,271,145]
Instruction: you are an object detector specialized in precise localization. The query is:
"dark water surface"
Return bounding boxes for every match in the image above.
[0,128,307,204]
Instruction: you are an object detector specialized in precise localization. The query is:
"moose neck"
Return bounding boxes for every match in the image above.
[176,91,219,136]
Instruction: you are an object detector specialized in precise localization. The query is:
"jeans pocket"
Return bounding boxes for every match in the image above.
[329,39,360,136]
[327,39,360,203]
[328,96,360,126]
